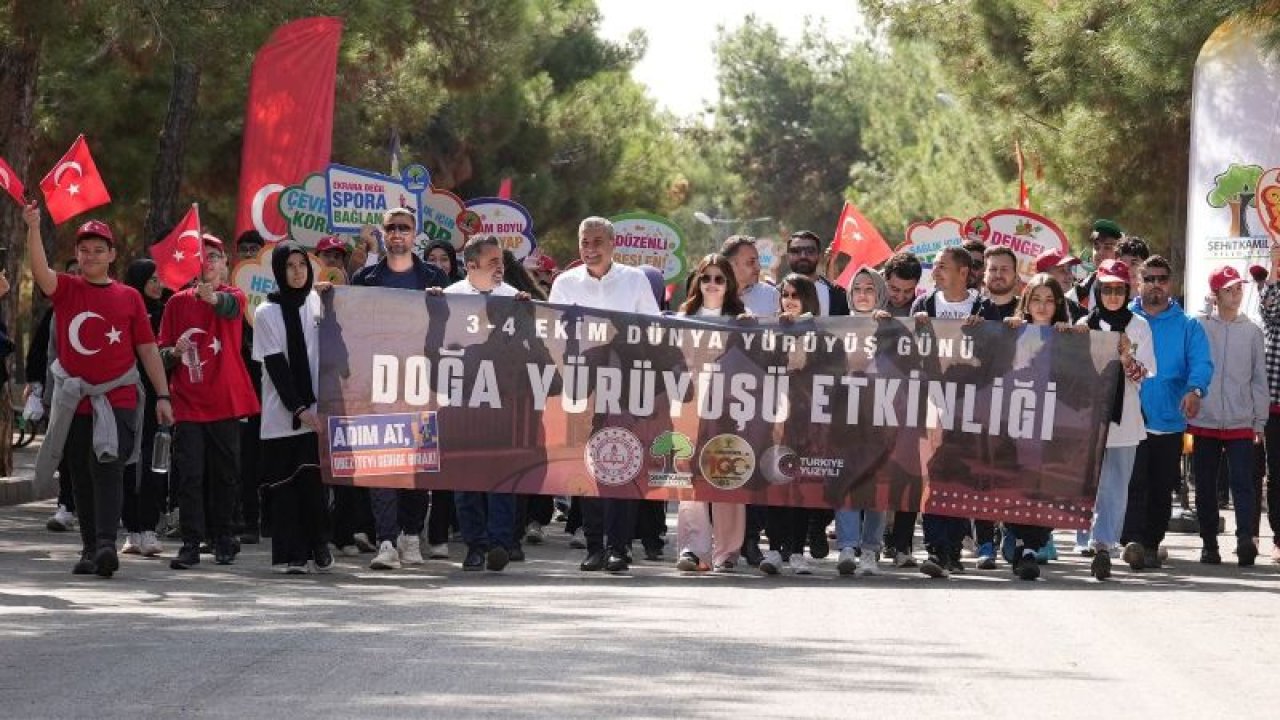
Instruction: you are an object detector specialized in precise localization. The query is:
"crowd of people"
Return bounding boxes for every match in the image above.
[15,200,1280,583]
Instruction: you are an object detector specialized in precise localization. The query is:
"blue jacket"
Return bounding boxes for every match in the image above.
[1130,298,1214,432]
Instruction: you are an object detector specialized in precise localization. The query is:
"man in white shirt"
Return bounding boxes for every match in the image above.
[721,235,780,317]
[549,217,660,572]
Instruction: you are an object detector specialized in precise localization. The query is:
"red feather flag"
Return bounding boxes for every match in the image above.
[151,205,204,291]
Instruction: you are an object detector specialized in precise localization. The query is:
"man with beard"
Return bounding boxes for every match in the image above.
[721,235,780,317]
[1123,255,1213,570]
[786,231,849,317]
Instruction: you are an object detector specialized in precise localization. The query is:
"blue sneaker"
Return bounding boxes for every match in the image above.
[1034,542,1054,564]
[975,542,996,570]
[1000,532,1018,564]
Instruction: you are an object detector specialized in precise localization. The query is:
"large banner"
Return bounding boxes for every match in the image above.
[317,287,1121,529]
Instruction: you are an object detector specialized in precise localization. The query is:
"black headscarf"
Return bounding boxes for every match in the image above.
[425,239,464,282]
[124,258,165,331]
[1086,281,1133,424]
[267,243,316,415]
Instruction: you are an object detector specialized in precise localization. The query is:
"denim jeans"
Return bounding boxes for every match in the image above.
[1090,445,1137,550]
[1192,436,1256,546]
[835,509,886,553]
[456,492,515,551]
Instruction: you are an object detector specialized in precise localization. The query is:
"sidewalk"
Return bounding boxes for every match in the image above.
[0,436,44,506]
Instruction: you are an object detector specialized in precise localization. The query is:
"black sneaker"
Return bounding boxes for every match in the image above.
[945,556,966,574]
[1199,547,1222,565]
[508,545,525,562]
[579,549,607,571]
[312,544,334,573]
[741,537,764,567]
[72,551,96,575]
[605,551,630,572]
[1122,542,1145,571]
[170,542,201,570]
[1142,546,1162,569]
[214,537,238,565]
[486,546,510,571]
[463,547,486,571]
[920,555,948,578]
[1015,551,1040,581]
[1238,539,1258,567]
[808,528,830,560]
[93,545,119,578]
[643,546,663,562]
[1090,551,1111,580]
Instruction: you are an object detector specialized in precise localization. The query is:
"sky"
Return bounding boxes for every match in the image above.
[596,0,868,118]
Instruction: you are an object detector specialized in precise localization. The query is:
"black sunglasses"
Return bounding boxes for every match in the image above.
[384,223,414,233]
[699,274,727,285]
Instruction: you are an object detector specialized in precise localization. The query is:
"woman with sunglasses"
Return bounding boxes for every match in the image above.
[674,254,748,572]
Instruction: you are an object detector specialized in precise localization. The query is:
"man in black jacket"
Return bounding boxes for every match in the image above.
[786,231,849,317]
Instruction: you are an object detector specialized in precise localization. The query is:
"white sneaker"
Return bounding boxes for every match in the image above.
[140,531,163,557]
[370,540,401,570]
[121,532,142,555]
[47,504,76,532]
[399,533,424,565]
[759,550,783,575]
[892,550,917,568]
[568,529,586,549]
[525,522,546,544]
[428,543,450,559]
[857,550,883,576]
[836,547,858,576]
[353,532,376,553]
[961,536,978,558]
[788,553,813,575]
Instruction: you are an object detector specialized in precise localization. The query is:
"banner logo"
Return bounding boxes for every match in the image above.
[648,431,694,488]
[328,412,440,477]
[698,434,756,490]
[584,427,644,486]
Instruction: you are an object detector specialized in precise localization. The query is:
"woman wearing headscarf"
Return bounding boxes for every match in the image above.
[120,259,168,557]
[254,243,332,573]
[426,240,465,283]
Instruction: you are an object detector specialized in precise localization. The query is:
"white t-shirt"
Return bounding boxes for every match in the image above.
[1076,313,1157,448]
[252,292,323,440]
[740,282,781,317]
[443,278,518,296]
[548,262,660,315]
[933,289,980,318]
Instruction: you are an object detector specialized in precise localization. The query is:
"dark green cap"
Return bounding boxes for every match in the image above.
[1092,219,1123,239]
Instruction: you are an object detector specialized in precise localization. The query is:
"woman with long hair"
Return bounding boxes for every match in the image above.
[675,254,747,572]
[425,240,464,283]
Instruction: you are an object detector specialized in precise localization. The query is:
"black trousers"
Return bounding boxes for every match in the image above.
[765,506,809,560]
[1122,433,1183,548]
[427,489,454,545]
[331,485,374,546]
[887,511,917,554]
[634,499,667,552]
[238,415,264,533]
[370,488,430,544]
[582,497,636,553]
[174,419,241,543]
[66,409,136,551]
[262,432,330,565]
[1260,416,1280,545]
[513,494,555,540]
[121,399,162,533]
[1006,523,1051,551]
[56,457,75,512]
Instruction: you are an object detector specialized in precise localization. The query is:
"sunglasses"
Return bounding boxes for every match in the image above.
[699,274,727,285]
[383,223,414,234]
[780,291,800,299]
[1142,274,1170,284]
[1100,286,1128,296]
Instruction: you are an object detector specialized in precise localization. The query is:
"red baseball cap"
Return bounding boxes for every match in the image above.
[1209,264,1244,293]
[75,219,115,246]
[1249,264,1268,282]
[1034,248,1081,274]
[201,234,225,254]
[315,236,349,256]
[1096,259,1130,285]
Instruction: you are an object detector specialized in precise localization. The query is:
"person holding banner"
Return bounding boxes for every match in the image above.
[160,234,261,570]
[350,207,449,570]
[674,254,748,573]
[440,236,525,571]
[721,235,780,318]
[23,204,175,578]
[1076,260,1155,580]
[254,242,332,573]
[549,216,660,572]
[879,252,924,568]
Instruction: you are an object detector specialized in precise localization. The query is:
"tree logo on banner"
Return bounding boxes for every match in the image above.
[608,211,688,283]
[1208,163,1264,238]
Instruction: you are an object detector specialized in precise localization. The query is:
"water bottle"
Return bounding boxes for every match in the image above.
[184,342,203,383]
[151,426,173,474]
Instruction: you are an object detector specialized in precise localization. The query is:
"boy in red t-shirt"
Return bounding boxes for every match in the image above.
[24,203,174,578]
[157,234,261,569]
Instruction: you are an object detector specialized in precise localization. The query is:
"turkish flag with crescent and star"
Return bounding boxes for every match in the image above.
[0,155,26,205]
[831,200,894,288]
[157,286,261,423]
[39,135,112,224]
[151,205,204,291]
[50,274,155,413]
[234,17,343,241]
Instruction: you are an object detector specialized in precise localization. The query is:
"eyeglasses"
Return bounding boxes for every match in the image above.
[780,291,800,299]
[699,274,727,285]
[204,253,225,262]
[383,223,414,234]
[1142,274,1170,284]
[788,246,819,256]
[1100,286,1128,296]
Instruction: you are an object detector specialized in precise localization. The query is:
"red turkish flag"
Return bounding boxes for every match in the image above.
[151,205,204,291]
[830,201,892,283]
[0,156,25,205]
[234,17,343,241]
[39,135,112,224]
[497,177,513,200]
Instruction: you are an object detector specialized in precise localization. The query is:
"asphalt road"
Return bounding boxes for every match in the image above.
[1,500,1277,719]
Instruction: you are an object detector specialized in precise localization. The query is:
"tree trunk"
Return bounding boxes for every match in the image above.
[0,30,42,477]
[143,60,201,244]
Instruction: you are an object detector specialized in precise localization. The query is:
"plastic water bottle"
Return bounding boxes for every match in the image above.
[151,426,172,474]
[184,342,203,383]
